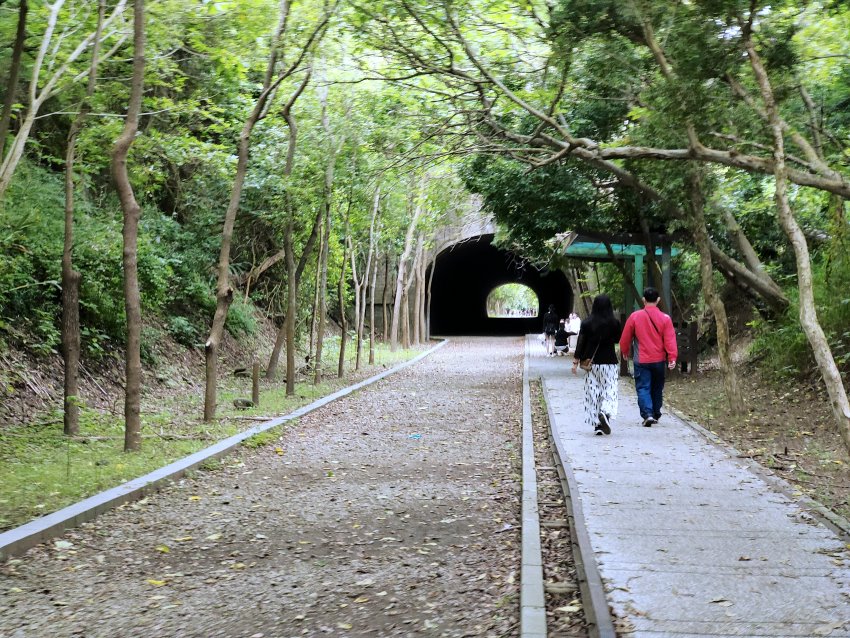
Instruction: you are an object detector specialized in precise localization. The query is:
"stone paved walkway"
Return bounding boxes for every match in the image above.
[529,336,850,637]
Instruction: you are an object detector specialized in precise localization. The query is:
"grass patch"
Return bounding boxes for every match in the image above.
[0,342,427,531]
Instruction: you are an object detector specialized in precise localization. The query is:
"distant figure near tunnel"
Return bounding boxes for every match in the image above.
[429,235,572,336]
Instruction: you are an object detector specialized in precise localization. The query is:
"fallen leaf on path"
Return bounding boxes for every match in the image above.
[146,579,167,587]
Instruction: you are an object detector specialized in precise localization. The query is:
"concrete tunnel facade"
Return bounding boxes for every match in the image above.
[428,235,572,336]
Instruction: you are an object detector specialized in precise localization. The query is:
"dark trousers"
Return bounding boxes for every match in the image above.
[633,361,666,419]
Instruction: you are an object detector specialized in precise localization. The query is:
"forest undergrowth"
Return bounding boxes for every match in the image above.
[666,357,850,524]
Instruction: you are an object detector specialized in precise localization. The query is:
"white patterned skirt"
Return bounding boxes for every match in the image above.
[583,363,620,429]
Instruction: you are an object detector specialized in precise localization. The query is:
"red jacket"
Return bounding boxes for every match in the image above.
[619,306,678,365]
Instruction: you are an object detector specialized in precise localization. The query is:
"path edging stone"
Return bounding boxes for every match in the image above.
[0,341,448,562]
[520,336,547,637]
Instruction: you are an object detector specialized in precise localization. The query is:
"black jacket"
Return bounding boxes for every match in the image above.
[542,311,559,335]
[574,318,622,365]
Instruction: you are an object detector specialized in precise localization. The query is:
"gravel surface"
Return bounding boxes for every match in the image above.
[0,338,523,638]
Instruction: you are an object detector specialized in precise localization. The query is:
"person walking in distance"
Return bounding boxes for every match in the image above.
[542,304,559,357]
[619,287,677,427]
[572,295,622,435]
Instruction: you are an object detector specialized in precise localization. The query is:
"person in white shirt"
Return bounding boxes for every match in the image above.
[567,312,581,352]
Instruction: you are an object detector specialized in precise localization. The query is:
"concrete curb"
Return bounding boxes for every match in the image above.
[542,378,617,638]
[0,340,449,562]
[520,336,547,637]
[668,405,850,543]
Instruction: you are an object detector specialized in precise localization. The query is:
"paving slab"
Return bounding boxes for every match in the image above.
[529,337,850,637]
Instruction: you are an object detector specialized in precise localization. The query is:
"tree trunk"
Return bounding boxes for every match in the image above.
[337,235,349,378]
[309,236,322,357]
[746,34,850,455]
[350,242,362,371]
[0,0,129,198]
[425,250,435,341]
[411,237,423,345]
[271,205,323,393]
[313,187,332,386]
[204,0,296,419]
[111,0,145,452]
[0,0,28,161]
[285,229,298,396]
[355,186,380,369]
[369,246,378,364]
[418,247,428,343]
[688,173,744,414]
[390,193,423,350]
[62,0,105,437]
[382,254,391,341]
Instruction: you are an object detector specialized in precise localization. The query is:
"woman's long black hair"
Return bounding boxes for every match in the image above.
[587,294,618,332]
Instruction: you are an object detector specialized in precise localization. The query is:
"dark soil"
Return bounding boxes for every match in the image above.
[665,364,850,523]
[530,381,587,636]
[0,338,523,638]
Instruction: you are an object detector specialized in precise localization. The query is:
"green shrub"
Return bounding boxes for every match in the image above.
[167,316,199,346]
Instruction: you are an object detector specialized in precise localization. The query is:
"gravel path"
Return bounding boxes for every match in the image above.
[0,338,523,638]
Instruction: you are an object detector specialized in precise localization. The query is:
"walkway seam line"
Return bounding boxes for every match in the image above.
[520,335,547,637]
[542,373,618,638]
[0,340,449,562]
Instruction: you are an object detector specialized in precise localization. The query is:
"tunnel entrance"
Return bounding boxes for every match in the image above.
[429,235,572,336]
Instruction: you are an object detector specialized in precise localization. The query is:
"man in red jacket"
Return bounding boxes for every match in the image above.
[619,287,678,427]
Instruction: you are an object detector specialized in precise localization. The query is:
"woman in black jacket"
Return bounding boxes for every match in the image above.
[572,295,622,435]
[542,304,559,357]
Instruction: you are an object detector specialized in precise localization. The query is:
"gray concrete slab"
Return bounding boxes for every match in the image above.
[530,336,850,637]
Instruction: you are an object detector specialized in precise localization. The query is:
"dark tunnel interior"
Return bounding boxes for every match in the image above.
[428,235,572,336]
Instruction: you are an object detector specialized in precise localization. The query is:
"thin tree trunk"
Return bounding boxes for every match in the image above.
[425,252,435,341]
[350,242,362,371]
[369,246,378,364]
[284,221,298,395]
[401,290,410,349]
[390,192,423,350]
[111,0,145,452]
[0,0,28,161]
[270,204,323,393]
[337,234,349,378]
[411,237,423,345]
[205,0,297,420]
[309,235,322,357]
[355,186,380,369]
[382,254,391,341]
[746,31,850,455]
[62,0,104,436]
[313,184,332,385]
[0,0,129,198]
[688,172,743,414]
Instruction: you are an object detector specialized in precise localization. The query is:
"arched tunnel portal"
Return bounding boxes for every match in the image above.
[429,235,572,336]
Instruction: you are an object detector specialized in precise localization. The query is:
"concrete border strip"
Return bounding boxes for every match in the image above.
[0,340,449,562]
[520,335,547,637]
[669,406,850,542]
[542,380,617,638]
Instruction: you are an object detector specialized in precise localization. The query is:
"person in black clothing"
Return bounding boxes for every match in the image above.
[554,320,570,355]
[572,294,622,435]
[542,304,559,357]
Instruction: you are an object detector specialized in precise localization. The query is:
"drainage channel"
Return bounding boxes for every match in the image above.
[531,379,617,638]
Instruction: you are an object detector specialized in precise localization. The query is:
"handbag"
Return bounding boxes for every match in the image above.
[579,343,599,371]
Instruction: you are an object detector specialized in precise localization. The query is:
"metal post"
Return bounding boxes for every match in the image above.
[662,243,672,315]
[634,253,644,309]
[252,361,260,406]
